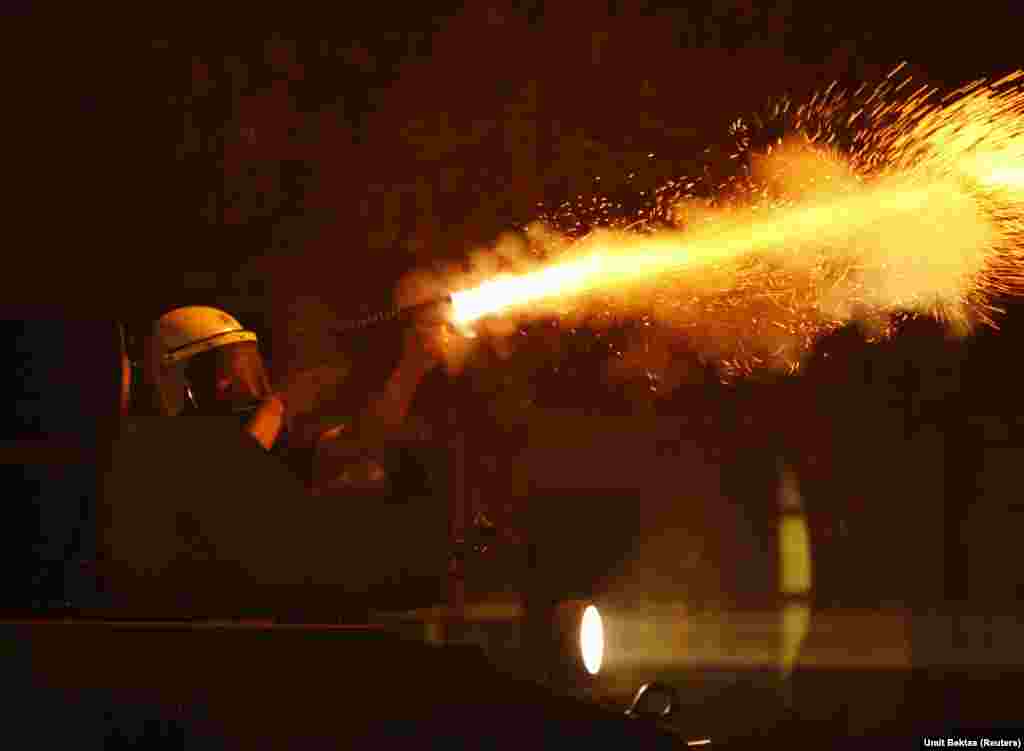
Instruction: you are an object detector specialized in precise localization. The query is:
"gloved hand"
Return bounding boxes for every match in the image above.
[399,321,449,375]
[310,425,393,497]
[245,393,287,451]
[274,364,351,436]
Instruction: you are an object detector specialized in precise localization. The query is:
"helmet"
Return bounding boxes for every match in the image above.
[145,306,260,416]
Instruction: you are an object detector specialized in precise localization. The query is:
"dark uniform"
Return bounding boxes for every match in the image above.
[100,415,448,619]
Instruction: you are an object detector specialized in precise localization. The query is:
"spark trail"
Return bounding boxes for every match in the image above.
[405,67,1024,378]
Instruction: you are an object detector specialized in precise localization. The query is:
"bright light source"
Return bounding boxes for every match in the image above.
[580,604,604,675]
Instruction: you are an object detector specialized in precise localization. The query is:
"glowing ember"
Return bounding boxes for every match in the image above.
[436,67,1024,379]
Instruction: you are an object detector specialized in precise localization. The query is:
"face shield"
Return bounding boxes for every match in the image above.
[183,340,272,416]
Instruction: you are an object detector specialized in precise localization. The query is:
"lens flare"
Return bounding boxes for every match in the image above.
[580,604,605,676]
[437,68,1024,379]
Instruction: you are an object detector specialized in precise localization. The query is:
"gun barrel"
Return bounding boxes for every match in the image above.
[330,295,453,336]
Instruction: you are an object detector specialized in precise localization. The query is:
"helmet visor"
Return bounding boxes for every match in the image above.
[185,341,272,414]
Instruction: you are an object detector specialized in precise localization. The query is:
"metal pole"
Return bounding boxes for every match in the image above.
[327,296,453,337]
[446,407,467,643]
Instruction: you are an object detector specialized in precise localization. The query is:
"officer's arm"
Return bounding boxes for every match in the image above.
[245,394,287,451]
[359,330,437,435]
[310,326,441,494]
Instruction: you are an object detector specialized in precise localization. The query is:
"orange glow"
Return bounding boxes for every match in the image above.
[450,174,990,331]
[423,68,1024,378]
